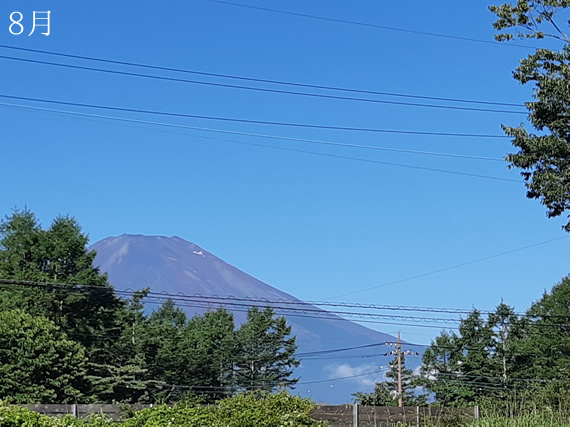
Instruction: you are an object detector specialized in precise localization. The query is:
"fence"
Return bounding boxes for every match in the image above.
[23,404,151,420]
[23,403,479,425]
[311,404,479,426]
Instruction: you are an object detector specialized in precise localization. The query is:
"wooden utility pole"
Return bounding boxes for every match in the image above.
[397,332,403,408]
[502,320,507,384]
[384,332,420,408]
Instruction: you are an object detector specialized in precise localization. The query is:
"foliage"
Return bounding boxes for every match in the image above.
[419,303,528,406]
[0,404,104,426]
[0,209,301,404]
[354,354,426,406]
[489,1,570,231]
[0,209,126,399]
[123,391,321,427]
[131,302,236,403]
[0,405,53,427]
[419,331,467,406]
[213,391,319,426]
[179,308,236,400]
[421,278,570,409]
[352,382,397,406]
[0,210,124,337]
[510,276,570,381]
[0,310,88,403]
[233,306,300,393]
[102,288,165,403]
[467,415,570,427]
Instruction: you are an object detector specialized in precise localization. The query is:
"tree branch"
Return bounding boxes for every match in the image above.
[545,16,570,43]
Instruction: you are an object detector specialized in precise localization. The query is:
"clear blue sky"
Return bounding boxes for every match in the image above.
[1,0,568,344]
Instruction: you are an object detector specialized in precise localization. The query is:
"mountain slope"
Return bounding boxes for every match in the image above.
[90,234,409,403]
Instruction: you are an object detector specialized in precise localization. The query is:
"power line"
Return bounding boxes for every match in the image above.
[3,280,570,330]
[0,94,524,135]
[298,343,389,358]
[0,55,527,115]
[435,372,570,384]
[299,369,387,385]
[6,282,462,325]
[0,281,462,331]
[136,296,462,325]
[4,278,570,319]
[0,44,524,108]
[1,102,519,183]
[328,235,569,300]
[0,101,508,142]
[115,296,463,330]
[208,0,538,50]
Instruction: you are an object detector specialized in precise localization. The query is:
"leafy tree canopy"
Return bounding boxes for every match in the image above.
[0,209,124,349]
[353,354,426,407]
[510,276,570,381]
[234,306,300,393]
[421,278,570,407]
[0,309,88,403]
[0,209,302,404]
[489,1,570,231]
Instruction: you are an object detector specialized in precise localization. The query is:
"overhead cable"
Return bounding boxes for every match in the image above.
[208,0,537,50]
[0,55,527,115]
[0,101,520,183]
[0,44,524,108]
[328,235,569,300]
[0,94,523,134]
[0,101,508,141]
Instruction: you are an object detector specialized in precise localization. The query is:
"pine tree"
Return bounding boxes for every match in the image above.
[354,354,425,406]
[0,309,88,403]
[0,209,126,400]
[0,210,125,353]
[233,306,299,392]
[419,331,469,406]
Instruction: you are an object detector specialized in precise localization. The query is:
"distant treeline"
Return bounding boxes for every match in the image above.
[353,275,570,416]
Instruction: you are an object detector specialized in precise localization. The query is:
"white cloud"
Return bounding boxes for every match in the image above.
[325,363,385,390]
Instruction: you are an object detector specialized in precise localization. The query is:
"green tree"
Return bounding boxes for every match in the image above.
[0,209,127,401]
[136,301,236,403]
[489,1,570,230]
[233,306,299,392]
[487,302,523,388]
[419,331,470,406]
[420,306,521,405]
[0,309,88,403]
[0,210,125,351]
[353,382,397,407]
[135,299,189,402]
[180,308,236,401]
[96,288,164,403]
[353,354,426,406]
[459,310,503,397]
[510,276,570,381]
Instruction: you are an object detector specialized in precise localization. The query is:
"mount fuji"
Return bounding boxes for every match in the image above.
[90,234,417,403]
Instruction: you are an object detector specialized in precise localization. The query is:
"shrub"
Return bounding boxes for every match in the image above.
[124,391,323,426]
[0,405,87,426]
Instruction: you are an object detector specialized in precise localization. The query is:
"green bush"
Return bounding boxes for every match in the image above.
[214,391,319,426]
[124,391,323,426]
[122,405,215,427]
[0,405,49,427]
[0,393,322,426]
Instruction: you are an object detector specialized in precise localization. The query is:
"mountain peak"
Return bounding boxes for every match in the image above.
[90,234,400,403]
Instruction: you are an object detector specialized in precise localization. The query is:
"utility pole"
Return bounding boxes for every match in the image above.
[502,319,507,384]
[397,332,403,408]
[385,332,420,408]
